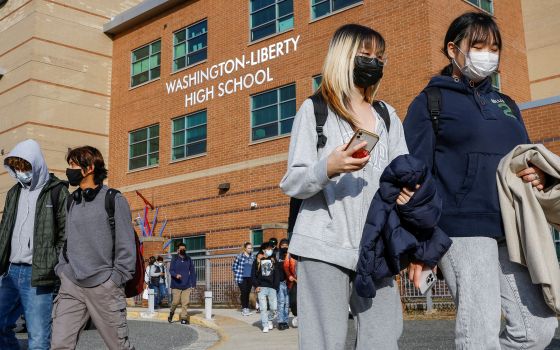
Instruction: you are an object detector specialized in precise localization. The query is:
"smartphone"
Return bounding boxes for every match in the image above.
[419,268,437,295]
[344,129,380,158]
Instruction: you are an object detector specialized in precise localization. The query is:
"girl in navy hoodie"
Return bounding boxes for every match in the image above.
[404,12,557,349]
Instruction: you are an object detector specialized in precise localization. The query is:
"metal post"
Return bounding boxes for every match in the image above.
[204,252,212,320]
[205,291,213,320]
[426,288,433,313]
[148,288,155,313]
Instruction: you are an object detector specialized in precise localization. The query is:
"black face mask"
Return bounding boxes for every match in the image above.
[178,249,186,255]
[353,56,384,88]
[279,248,288,259]
[66,168,84,187]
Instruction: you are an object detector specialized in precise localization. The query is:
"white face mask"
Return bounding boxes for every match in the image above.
[15,171,33,185]
[454,48,499,82]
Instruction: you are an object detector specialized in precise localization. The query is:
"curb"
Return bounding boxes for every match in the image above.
[126,307,226,344]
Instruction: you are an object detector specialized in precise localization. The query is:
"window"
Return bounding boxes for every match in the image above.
[251,229,264,246]
[466,0,493,14]
[172,110,207,160]
[251,84,296,141]
[553,228,560,261]
[250,0,294,42]
[129,125,159,170]
[313,74,323,92]
[173,19,208,71]
[311,0,361,20]
[491,72,501,91]
[131,40,161,87]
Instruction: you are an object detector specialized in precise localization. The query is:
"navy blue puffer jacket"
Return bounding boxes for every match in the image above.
[354,155,452,298]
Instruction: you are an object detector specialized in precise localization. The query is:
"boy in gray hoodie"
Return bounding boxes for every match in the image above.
[51,146,136,350]
[0,139,69,350]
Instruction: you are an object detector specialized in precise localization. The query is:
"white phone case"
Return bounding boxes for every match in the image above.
[345,129,380,153]
[419,268,436,295]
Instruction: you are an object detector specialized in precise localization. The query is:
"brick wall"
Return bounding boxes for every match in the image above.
[522,102,560,154]
[109,0,530,250]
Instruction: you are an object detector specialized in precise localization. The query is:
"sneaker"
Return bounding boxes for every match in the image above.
[278,322,289,330]
[262,325,269,333]
[241,308,252,316]
[291,317,298,328]
[168,312,174,323]
[180,319,189,325]
[268,321,273,330]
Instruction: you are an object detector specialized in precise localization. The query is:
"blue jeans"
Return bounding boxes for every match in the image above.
[257,287,277,328]
[0,264,54,350]
[157,283,168,304]
[278,281,289,323]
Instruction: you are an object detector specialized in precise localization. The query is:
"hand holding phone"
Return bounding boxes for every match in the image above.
[418,268,437,295]
[344,129,380,158]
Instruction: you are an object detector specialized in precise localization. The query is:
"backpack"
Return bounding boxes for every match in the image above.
[423,86,519,174]
[287,94,392,234]
[64,189,145,298]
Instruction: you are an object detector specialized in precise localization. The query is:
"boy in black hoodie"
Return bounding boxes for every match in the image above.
[252,242,279,333]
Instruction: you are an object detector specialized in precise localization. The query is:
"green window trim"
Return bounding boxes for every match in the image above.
[172,110,208,161]
[250,0,294,42]
[173,19,208,72]
[129,125,159,170]
[311,0,361,20]
[491,72,501,92]
[131,40,161,87]
[251,83,296,141]
[251,229,264,247]
[466,0,493,14]
[312,74,322,92]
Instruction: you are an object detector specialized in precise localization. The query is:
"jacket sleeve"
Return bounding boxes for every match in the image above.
[403,93,436,172]
[54,186,70,254]
[279,99,331,199]
[149,265,160,277]
[252,259,260,288]
[189,258,197,288]
[111,195,136,286]
[169,257,177,279]
[232,254,240,275]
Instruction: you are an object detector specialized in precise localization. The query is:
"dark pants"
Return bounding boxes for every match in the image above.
[238,277,252,309]
[289,283,297,316]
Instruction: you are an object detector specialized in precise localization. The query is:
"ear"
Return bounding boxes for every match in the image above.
[446,42,457,60]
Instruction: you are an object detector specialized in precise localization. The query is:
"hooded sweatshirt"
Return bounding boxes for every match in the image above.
[403,75,530,238]
[280,98,408,271]
[4,139,51,264]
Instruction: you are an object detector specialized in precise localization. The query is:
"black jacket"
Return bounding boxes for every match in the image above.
[355,155,452,298]
[252,255,280,290]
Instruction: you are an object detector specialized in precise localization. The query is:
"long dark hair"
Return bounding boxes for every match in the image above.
[440,12,502,76]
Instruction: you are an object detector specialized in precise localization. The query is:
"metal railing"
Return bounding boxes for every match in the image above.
[133,253,456,312]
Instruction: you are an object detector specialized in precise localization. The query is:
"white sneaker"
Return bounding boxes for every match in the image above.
[291,317,298,328]
[262,325,269,333]
[268,321,273,330]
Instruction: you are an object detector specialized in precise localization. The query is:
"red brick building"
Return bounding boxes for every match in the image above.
[104,0,532,259]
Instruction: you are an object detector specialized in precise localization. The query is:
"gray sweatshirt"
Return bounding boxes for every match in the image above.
[55,186,136,288]
[279,99,408,271]
[4,140,51,265]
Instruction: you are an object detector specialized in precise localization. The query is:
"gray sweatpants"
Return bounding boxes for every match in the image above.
[439,237,558,350]
[298,258,402,350]
[51,272,134,350]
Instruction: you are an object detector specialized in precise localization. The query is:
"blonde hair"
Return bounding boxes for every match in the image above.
[319,24,386,128]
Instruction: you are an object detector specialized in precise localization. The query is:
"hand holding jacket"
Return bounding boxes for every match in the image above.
[355,155,452,298]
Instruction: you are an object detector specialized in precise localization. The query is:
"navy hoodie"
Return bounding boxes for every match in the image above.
[403,75,530,238]
[169,253,197,290]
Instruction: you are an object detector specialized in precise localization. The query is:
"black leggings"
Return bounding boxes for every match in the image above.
[238,277,253,309]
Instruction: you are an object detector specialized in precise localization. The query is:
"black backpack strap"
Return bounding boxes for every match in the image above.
[423,87,442,136]
[372,101,391,133]
[105,189,121,263]
[309,93,328,149]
